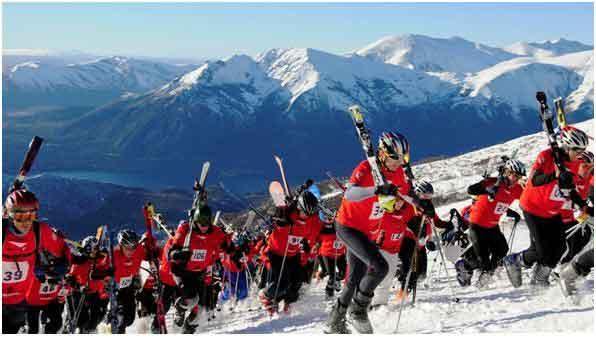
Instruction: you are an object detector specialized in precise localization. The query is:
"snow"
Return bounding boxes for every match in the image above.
[124,119,593,334]
[504,39,593,58]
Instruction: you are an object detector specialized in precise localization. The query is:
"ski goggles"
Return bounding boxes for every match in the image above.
[568,146,587,153]
[10,209,38,222]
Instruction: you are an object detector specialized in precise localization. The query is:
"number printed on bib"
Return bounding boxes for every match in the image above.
[40,281,59,294]
[288,236,303,246]
[119,276,133,288]
[549,185,567,202]
[390,233,402,241]
[369,202,385,220]
[333,240,344,249]
[2,261,29,284]
[192,249,207,261]
[494,202,509,215]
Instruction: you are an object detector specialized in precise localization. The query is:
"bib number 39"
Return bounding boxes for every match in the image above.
[2,261,29,284]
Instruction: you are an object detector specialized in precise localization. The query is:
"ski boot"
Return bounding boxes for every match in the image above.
[173,304,186,327]
[325,286,335,301]
[557,263,580,296]
[455,259,473,287]
[475,270,493,289]
[530,264,551,287]
[182,309,200,334]
[503,252,524,288]
[347,289,374,334]
[334,279,343,292]
[258,290,277,316]
[324,299,351,334]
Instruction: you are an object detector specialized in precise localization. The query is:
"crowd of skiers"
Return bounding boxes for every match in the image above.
[2,117,594,334]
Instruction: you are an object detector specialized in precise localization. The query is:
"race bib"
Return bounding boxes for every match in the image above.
[561,200,573,211]
[390,233,402,241]
[494,202,509,215]
[2,261,29,284]
[369,202,385,220]
[549,185,566,203]
[192,249,207,262]
[40,281,59,295]
[288,236,303,246]
[119,276,132,288]
[332,240,344,249]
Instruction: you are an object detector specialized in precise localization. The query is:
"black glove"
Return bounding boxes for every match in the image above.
[375,183,398,196]
[301,239,311,253]
[272,207,291,227]
[425,241,437,251]
[442,220,455,233]
[132,275,142,290]
[419,199,435,217]
[441,229,456,243]
[558,171,575,190]
[64,274,77,287]
[486,185,497,200]
[34,266,47,283]
[171,249,191,262]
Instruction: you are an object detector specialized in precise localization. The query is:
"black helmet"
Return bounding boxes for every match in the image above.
[81,236,99,254]
[117,228,139,248]
[192,204,212,227]
[413,179,434,199]
[297,191,319,216]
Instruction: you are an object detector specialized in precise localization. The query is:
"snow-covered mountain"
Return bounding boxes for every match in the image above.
[3,56,197,109]
[354,34,519,74]
[504,38,593,58]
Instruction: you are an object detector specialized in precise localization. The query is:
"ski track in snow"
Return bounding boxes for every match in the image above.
[129,201,593,334]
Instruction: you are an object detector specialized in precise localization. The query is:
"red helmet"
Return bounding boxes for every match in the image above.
[4,189,39,213]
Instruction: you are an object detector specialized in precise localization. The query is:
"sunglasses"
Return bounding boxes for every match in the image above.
[11,209,38,222]
[569,147,586,152]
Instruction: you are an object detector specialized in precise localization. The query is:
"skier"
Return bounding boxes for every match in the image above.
[454,159,526,287]
[168,204,230,333]
[65,235,111,333]
[316,220,347,300]
[2,189,69,333]
[259,190,320,314]
[110,229,145,333]
[504,126,591,287]
[325,132,434,334]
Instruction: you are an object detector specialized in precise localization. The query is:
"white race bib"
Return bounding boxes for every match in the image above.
[2,261,29,284]
[39,281,59,295]
[369,202,385,220]
[494,202,509,215]
[192,249,207,262]
[288,236,303,246]
[333,240,344,249]
[549,185,566,202]
[390,233,402,241]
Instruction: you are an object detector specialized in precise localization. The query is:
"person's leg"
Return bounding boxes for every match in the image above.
[43,301,64,334]
[26,306,41,334]
[2,304,28,333]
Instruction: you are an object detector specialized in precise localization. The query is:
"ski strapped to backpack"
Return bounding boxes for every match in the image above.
[185,161,211,250]
[142,203,168,333]
[9,136,44,194]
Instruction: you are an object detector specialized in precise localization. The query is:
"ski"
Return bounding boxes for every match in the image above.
[142,203,168,333]
[9,136,44,193]
[269,181,287,207]
[274,155,292,199]
[347,105,386,187]
[325,171,346,191]
[554,97,568,128]
[186,161,211,249]
[102,225,119,333]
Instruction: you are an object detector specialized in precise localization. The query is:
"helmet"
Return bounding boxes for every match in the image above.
[117,229,139,248]
[81,236,99,254]
[413,179,434,198]
[192,204,212,227]
[5,189,39,214]
[378,132,409,162]
[297,191,319,216]
[557,126,589,150]
[578,151,594,165]
[504,159,526,177]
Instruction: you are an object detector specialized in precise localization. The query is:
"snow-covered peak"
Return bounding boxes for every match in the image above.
[504,38,592,58]
[10,61,40,73]
[355,34,518,74]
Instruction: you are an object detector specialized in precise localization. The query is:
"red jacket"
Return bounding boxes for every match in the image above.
[171,222,228,272]
[266,211,313,257]
[336,160,410,234]
[469,178,523,228]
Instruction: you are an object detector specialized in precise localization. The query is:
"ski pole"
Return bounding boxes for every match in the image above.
[507,220,519,255]
[430,222,460,306]
[272,229,292,313]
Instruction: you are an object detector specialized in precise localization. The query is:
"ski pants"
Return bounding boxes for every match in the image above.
[115,286,137,333]
[2,303,27,333]
[301,259,316,284]
[69,292,108,333]
[321,255,347,294]
[26,301,64,334]
[571,238,594,276]
[175,271,205,311]
[397,238,427,291]
[560,221,593,265]
[468,224,508,272]
[263,252,302,304]
[151,284,178,331]
[521,211,565,268]
[371,250,400,306]
[221,270,248,301]
[336,223,389,307]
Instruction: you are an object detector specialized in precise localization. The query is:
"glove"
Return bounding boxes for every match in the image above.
[425,241,437,251]
[64,273,77,287]
[34,266,47,283]
[441,229,456,243]
[171,249,191,262]
[558,171,575,190]
[419,199,435,217]
[375,183,398,196]
[486,185,497,200]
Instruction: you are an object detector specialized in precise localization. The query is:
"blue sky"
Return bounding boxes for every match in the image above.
[3,2,593,59]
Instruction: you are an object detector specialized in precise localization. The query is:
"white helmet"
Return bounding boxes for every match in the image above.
[557,126,589,150]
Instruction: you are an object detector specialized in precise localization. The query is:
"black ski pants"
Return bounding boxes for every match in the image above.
[115,286,137,333]
[468,224,508,272]
[321,255,347,293]
[572,239,594,276]
[397,238,428,290]
[521,211,565,268]
[336,223,389,307]
[26,301,64,334]
[151,284,178,331]
[263,252,301,304]
[560,221,593,265]
[2,303,27,333]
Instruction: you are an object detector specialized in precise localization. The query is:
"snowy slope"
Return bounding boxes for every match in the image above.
[505,38,593,58]
[355,34,518,74]
[123,120,593,334]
